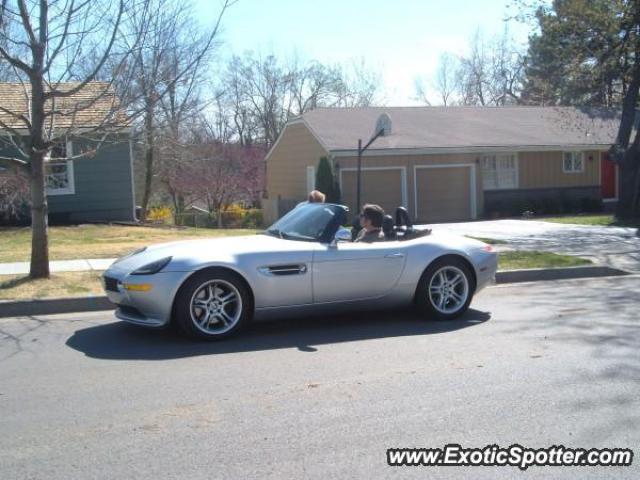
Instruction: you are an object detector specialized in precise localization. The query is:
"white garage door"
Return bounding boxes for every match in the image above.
[340,168,406,217]
[415,165,475,223]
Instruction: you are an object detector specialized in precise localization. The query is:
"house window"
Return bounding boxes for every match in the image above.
[563,151,584,173]
[482,153,517,190]
[46,139,75,195]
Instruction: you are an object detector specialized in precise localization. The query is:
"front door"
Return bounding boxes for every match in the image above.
[601,153,617,199]
[312,242,406,303]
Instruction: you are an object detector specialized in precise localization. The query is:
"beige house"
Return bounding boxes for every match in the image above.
[264,106,620,224]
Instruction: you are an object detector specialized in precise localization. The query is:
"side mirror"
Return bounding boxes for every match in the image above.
[330,227,352,247]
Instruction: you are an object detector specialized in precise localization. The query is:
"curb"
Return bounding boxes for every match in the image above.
[0,296,113,318]
[495,265,629,284]
[0,266,631,318]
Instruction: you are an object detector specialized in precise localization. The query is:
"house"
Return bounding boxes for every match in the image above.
[264,106,621,224]
[0,82,135,223]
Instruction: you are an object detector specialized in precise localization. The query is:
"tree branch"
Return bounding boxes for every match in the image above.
[45,0,125,99]
[17,0,37,48]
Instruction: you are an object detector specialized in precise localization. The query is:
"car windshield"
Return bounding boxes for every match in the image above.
[264,203,345,242]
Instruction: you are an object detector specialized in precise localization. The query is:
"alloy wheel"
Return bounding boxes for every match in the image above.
[189,279,243,334]
[428,265,469,314]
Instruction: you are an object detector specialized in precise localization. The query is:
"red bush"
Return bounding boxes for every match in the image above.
[0,169,30,224]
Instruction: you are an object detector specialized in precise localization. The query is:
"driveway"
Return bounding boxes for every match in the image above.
[425,219,640,272]
[1,277,638,479]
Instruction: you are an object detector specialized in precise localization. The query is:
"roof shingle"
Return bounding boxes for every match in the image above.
[0,81,128,130]
[301,106,620,151]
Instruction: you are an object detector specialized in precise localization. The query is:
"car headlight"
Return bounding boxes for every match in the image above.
[131,256,172,275]
[113,247,147,264]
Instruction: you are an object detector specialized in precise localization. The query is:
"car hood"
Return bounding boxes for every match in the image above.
[108,233,313,273]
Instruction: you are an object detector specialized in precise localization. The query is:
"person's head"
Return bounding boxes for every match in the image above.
[359,204,384,230]
[308,190,326,203]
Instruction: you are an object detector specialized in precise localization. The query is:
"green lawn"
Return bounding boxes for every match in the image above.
[499,251,592,271]
[0,225,260,263]
[537,214,639,227]
[465,236,508,245]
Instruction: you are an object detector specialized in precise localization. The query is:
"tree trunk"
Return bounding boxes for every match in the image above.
[613,43,640,219]
[217,209,223,228]
[617,153,640,218]
[29,150,50,278]
[29,57,50,278]
[139,106,155,221]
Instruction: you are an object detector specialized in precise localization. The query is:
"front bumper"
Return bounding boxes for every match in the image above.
[102,267,190,328]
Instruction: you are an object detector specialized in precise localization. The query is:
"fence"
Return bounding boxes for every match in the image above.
[277,198,299,218]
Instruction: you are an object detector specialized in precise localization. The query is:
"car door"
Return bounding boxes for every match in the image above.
[251,241,315,308]
[312,241,407,303]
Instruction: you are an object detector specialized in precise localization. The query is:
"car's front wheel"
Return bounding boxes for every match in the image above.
[415,257,475,320]
[174,269,252,340]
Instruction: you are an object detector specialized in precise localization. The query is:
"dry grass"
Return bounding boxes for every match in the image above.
[0,271,105,300]
[0,224,259,263]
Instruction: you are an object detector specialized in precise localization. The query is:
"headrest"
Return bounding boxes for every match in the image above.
[382,214,394,232]
[395,206,412,227]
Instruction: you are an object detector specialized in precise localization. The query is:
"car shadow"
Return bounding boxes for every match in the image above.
[65,308,491,361]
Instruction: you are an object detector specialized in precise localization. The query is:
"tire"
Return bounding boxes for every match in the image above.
[415,257,475,320]
[174,269,252,340]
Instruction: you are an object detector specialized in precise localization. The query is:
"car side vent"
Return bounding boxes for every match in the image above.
[260,264,308,276]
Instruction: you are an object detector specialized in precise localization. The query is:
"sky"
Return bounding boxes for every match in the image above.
[194,0,535,105]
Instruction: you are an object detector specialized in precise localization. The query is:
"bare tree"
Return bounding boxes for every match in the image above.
[335,58,381,107]
[450,29,525,106]
[0,0,138,278]
[123,0,234,221]
[435,53,458,106]
[413,76,432,105]
[288,58,343,113]
[487,29,525,105]
[221,56,259,145]
[218,53,382,147]
[458,30,491,105]
[416,53,459,106]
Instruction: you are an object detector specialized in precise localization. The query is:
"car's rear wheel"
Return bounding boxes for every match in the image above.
[175,269,252,340]
[415,257,475,320]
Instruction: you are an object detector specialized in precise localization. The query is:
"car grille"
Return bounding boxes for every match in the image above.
[103,276,119,292]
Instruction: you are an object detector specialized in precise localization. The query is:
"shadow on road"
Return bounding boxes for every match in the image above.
[65,308,490,360]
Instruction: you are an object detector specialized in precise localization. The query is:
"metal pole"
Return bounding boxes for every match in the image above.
[356,138,362,212]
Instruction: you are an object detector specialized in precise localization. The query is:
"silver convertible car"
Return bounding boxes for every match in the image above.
[103,203,497,340]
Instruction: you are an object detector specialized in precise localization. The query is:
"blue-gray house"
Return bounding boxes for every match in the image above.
[0,82,135,223]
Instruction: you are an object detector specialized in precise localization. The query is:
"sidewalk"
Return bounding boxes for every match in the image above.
[0,258,116,275]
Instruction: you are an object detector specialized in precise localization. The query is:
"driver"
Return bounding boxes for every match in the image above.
[354,204,385,243]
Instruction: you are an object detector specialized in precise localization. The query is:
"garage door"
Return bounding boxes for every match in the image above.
[340,168,405,218]
[415,166,473,223]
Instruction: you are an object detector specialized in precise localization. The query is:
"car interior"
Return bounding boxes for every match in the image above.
[380,206,432,241]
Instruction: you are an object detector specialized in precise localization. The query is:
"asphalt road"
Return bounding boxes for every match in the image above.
[1,276,639,479]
